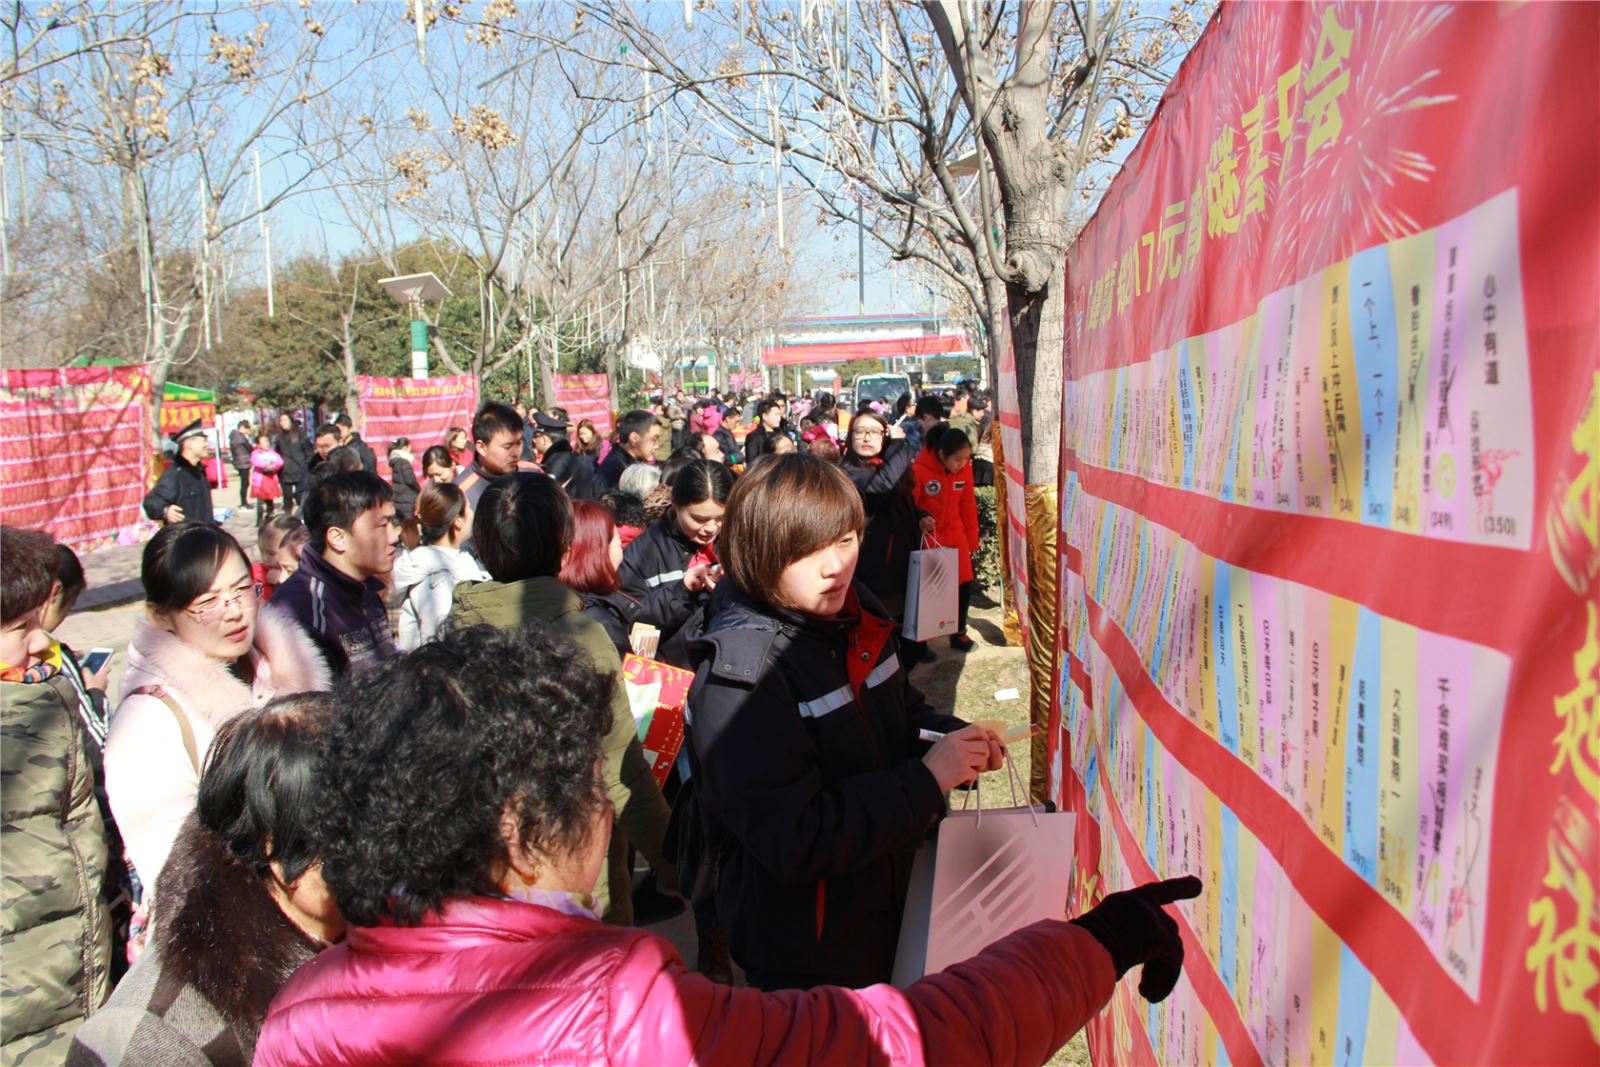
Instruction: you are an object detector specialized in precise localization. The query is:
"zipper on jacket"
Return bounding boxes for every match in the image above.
[815,878,827,941]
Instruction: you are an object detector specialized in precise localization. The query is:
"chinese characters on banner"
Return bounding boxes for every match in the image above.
[552,373,614,436]
[161,384,224,488]
[1051,3,1599,1065]
[0,365,152,548]
[354,375,478,480]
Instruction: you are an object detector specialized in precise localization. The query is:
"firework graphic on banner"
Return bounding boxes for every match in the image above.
[1272,1,1457,287]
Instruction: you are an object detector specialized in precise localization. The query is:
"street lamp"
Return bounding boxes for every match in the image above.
[379,272,453,379]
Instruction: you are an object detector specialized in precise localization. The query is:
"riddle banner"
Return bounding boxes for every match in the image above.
[1051,3,1599,1065]
[552,373,613,436]
[355,375,477,480]
[0,365,152,548]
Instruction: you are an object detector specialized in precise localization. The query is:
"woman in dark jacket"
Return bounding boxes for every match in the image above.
[271,414,311,513]
[686,455,1004,991]
[618,461,732,667]
[67,696,343,1067]
[839,410,930,627]
[386,438,420,519]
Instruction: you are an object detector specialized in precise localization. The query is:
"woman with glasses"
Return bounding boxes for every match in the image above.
[840,410,933,655]
[106,523,330,904]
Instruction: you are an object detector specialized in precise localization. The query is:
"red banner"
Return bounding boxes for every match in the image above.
[994,320,1031,659]
[552,374,613,436]
[0,365,152,548]
[159,400,226,487]
[355,375,477,479]
[761,332,970,367]
[1051,3,1598,1065]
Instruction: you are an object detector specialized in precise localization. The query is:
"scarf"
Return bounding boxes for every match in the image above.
[0,640,62,683]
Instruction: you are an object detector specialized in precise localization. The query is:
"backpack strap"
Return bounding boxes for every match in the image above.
[128,686,199,774]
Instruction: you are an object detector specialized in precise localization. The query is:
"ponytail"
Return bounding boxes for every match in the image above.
[401,481,468,550]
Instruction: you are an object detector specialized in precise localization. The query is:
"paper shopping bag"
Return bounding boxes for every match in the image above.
[621,654,692,787]
[903,545,959,641]
[892,802,1075,985]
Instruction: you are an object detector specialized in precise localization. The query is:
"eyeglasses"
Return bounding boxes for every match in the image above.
[185,583,261,622]
[852,428,885,439]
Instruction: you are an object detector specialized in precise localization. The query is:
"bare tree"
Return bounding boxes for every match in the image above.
[2,1,400,431]
[569,0,1203,485]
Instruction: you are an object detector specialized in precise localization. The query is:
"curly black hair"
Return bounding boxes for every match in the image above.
[314,623,613,927]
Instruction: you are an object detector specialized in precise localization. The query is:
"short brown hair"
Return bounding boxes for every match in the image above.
[1,526,60,623]
[718,454,864,604]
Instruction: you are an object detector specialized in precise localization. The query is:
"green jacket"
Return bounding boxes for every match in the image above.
[447,577,675,925]
[2,672,112,1065]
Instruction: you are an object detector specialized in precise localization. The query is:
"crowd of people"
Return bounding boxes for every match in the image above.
[2,384,1199,1066]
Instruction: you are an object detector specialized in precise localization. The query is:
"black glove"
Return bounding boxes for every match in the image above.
[1070,875,1201,1003]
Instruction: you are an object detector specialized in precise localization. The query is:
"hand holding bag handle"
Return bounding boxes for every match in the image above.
[956,746,1039,828]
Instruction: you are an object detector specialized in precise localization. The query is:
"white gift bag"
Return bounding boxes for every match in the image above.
[893,757,1075,986]
[903,542,959,641]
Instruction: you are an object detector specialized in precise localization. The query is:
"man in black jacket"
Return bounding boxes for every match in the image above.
[535,410,596,501]
[742,397,790,462]
[333,412,378,474]
[273,471,398,676]
[595,409,661,493]
[453,401,525,511]
[143,420,216,526]
[227,420,254,508]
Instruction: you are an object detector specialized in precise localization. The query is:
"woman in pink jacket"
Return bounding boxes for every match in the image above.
[911,423,981,651]
[255,624,1199,1067]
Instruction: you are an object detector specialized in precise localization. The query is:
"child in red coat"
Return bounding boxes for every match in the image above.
[911,423,981,651]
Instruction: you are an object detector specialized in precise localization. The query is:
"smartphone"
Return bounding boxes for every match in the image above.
[80,647,114,675]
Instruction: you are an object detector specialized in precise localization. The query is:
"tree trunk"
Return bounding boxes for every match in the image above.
[1005,270,1064,485]
[603,338,618,414]
[341,314,360,419]
[538,331,559,409]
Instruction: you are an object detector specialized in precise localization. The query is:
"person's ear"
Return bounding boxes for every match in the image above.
[145,603,176,632]
[498,807,541,884]
[326,525,350,556]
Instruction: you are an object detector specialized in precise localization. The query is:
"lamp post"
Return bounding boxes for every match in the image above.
[378,272,453,379]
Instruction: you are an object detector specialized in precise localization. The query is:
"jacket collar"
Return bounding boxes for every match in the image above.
[155,816,323,1041]
[125,602,331,730]
[710,580,890,644]
[648,514,696,552]
[299,544,382,599]
[450,575,583,621]
[349,895,596,956]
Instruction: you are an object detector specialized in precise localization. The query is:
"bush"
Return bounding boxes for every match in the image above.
[975,484,1001,591]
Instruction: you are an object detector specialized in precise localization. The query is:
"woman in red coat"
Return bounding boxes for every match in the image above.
[255,623,1199,1067]
[911,423,981,651]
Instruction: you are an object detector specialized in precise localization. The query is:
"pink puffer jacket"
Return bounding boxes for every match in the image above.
[255,896,1115,1067]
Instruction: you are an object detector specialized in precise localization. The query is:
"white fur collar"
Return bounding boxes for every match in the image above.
[122,602,331,730]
